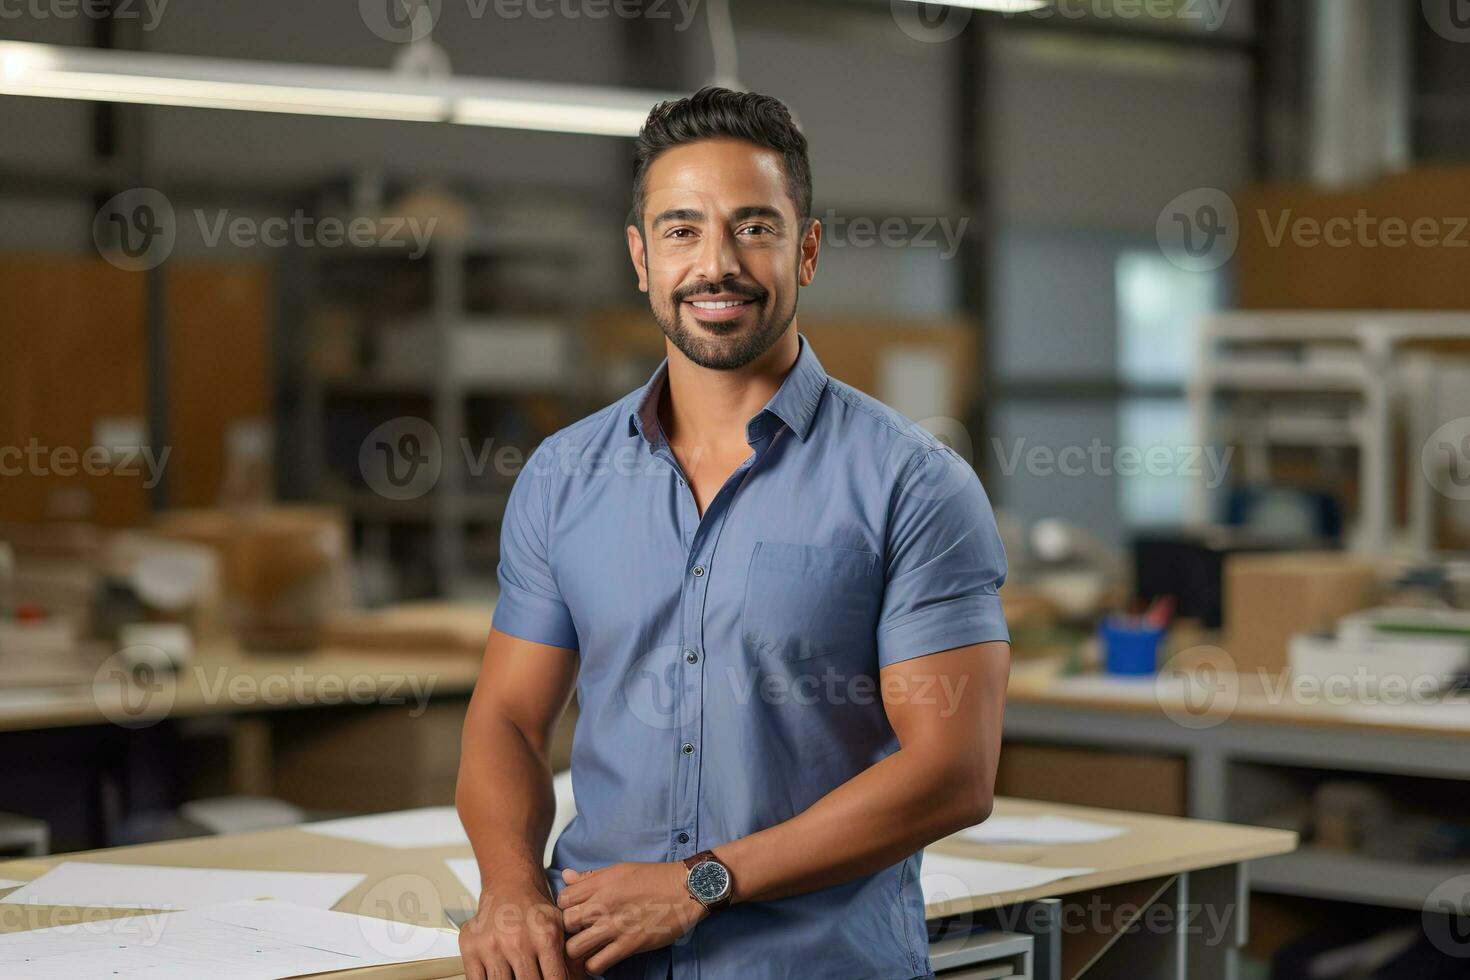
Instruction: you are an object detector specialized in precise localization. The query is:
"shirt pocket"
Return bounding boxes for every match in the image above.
[740,541,882,662]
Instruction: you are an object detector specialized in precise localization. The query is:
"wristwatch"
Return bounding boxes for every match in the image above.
[683,850,733,911]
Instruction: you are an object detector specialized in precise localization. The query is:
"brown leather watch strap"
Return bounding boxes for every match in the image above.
[682,849,716,871]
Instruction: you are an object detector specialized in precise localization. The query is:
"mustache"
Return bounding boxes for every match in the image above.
[673,281,767,303]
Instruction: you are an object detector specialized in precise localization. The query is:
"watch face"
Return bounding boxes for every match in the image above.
[687,860,730,904]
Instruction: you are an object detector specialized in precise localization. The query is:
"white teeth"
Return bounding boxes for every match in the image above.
[691,300,748,309]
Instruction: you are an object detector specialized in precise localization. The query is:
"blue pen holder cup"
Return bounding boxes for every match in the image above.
[1099,618,1167,676]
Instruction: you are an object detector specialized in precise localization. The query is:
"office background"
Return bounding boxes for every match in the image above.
[4,1,1470,977]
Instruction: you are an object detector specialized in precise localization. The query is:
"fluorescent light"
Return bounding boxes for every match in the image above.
[454,97,653,137]
[893,0,1050,10]
[0,41,672,136]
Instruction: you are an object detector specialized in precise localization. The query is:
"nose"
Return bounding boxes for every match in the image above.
[692,224,741,286]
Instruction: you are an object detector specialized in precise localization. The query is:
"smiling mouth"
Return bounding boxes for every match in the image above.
[682,293,760,324]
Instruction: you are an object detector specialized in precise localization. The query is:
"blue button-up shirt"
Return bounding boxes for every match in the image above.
[492,335,1009,980]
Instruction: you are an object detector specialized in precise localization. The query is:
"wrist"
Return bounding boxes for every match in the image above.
[477,855,550,903]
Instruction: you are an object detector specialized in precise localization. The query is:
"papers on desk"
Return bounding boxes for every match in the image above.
[0,898,460,980]
[302,806,470,849]
[0,862,363,911]
[957,815,1127,846]
[0,879,24,891]
[920,853,1094,906]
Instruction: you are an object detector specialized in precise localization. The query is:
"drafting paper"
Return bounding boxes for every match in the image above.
[0,898,459,980]
[301,807,469,849]
[0,862,362,911]
[957,815,1126,846]
[920,853,1095,905]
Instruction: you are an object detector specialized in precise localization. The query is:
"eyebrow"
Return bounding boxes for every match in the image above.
[651,205,788,229]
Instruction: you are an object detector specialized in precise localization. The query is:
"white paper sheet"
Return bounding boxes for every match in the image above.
[0,878,25,890]
[0,862,362,911]
[0,898,460,980]
[920,853,1095,905]
[956,815,1127,846]
[301,807,470,849]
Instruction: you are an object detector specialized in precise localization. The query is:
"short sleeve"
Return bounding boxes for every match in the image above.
[877,447,1009,668]
[491,442,579,650]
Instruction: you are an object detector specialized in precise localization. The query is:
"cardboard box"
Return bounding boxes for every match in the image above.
[1223,551,1380,677]
[153,506,351,650]
[995,743,1187,817]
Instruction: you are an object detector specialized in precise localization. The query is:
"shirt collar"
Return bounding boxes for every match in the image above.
[627,333,829,446]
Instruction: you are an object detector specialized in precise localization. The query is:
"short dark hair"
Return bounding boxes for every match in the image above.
[631,86,812,228]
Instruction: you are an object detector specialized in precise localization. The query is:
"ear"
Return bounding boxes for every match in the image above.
[797,217,822,287]
[626,223,650,293]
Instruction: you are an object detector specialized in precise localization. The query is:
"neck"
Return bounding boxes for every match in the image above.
[660,327,800,454]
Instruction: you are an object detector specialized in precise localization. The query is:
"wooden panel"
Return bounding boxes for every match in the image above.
[0,253,148,525]
[1238,165,1470,310]
[995,742,1188,817]
[166,260,272,507]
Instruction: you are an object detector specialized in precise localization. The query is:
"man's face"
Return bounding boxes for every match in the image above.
[627,137,821,370]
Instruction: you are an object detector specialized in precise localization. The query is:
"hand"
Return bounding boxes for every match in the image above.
[556,862,709,975]
[459,875,586,980]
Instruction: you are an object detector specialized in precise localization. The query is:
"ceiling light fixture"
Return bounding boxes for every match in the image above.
[892,0,1050,11]
[0,41,673,137]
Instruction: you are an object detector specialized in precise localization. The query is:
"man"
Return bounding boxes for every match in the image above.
[457,87,1010,980]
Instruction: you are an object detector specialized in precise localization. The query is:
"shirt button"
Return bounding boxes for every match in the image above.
[681,742,695,755]
[685,650,699,664]
[691,565,706,578]
[677,832,690,844]
[677,477,686,486]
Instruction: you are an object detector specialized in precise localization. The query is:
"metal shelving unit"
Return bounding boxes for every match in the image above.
[295,221,599,598]
[1189,311,1470,553]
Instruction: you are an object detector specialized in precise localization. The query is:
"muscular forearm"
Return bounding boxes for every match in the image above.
[717,743,989,904]
[456,709,557,896]
[717,642,1008,905]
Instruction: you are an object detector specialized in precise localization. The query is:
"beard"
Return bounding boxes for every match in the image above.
[651,278,798,371]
